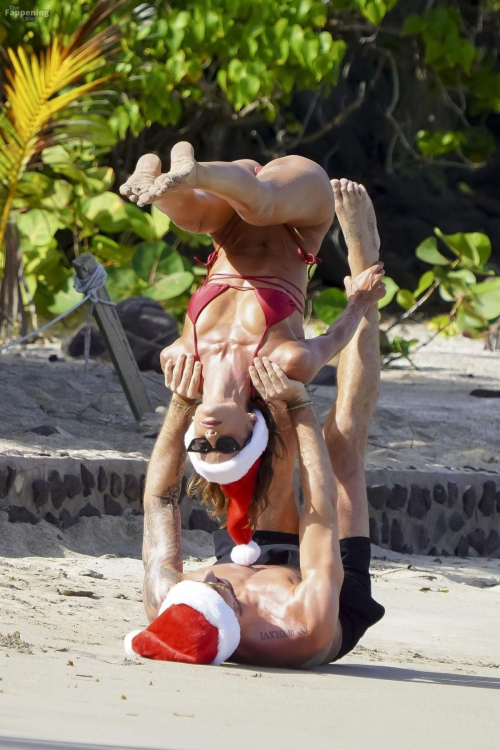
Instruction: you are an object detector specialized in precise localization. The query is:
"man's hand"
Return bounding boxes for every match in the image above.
[164,354,202,403]
[249,357,308,405]
[345,262,386,308]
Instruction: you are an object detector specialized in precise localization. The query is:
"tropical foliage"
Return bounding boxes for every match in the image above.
[314,229,500,365]
[1,0,499,344]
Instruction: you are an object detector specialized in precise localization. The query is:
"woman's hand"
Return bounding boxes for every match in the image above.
[249,357,308,405]
[164,354,202,403]
[345,261,386,308]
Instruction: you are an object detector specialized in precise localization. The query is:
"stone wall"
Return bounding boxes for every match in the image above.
[0,455,498,558]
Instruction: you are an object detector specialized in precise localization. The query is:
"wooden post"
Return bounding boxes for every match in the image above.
[73,254,153,421]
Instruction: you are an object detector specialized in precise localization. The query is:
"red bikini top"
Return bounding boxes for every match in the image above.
[187,194,320,394]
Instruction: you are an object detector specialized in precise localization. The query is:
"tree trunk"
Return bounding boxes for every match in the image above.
[0,218,27,341]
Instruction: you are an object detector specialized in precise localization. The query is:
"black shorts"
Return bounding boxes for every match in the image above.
[213,530,385,662]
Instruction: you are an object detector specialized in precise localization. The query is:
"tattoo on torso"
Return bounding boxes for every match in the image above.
[260,626,309,641]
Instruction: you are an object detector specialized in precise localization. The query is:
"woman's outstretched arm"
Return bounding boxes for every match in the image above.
[286,264,386,384]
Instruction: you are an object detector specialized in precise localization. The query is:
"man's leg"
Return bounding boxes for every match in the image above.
[324,179,380,539]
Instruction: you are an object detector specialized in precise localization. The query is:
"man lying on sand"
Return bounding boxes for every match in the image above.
[125,185,385,668]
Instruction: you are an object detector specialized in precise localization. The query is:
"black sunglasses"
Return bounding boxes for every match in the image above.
[187,434,251,454]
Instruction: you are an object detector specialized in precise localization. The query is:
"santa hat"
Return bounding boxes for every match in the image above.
[185,410,269,565]
[124,580,240,665]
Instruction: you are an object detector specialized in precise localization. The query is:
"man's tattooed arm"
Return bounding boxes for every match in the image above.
[142,399,194,621]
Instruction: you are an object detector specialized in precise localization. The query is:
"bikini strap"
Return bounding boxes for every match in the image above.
[194,249,219,269]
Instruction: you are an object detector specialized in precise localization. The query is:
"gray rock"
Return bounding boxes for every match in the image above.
[48,470,65,509]
[433,484,447,504]
[0,466,15,499]
[485,529,500,556]
[79,503,102,519]
[412,523,430,552]
[496,491,500,514]
[26,425,59,436]
[140,474,146,504]
[64,474,83,499]
[369,517,380,546]
[462,486,477,519]
[448,511,465,533]
[381,512,389,545]
[44,512,61,529]
[447,482,458,508]
[387,484,408,510]
[124,473,140,502]
[478,481,496,517]
[104,494,123,516]
[428,546,439,556]
[97,466,108,493]
[310,365,336,386]
[367,485,390,510]
[110,472,123,498]
[7,505,38,524]
[189,508,219,534]
[32,479,50,510]
[432,511,447,544]
[455,536,469,557]
[80,464,96,498]
[390,518,405,553]
[408,485,428,519]
[467,528,486,555]
[60,509,74,529]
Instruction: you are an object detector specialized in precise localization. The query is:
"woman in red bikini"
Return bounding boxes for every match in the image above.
[120,143,385,556]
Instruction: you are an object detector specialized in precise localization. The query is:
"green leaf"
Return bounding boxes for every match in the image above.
[123,203,156,241]
[144,272,194,301]
[470,279,500,320]
[17,209,63,246]
[414,270,435,298]
[416,237,451,265]
[151,205,171,238]
[47,278,84,315]
[447,269,476,285]
[91,235,135,265]
[434,229,481,267]
[314,288,348,325]
[402,14,423,34]
[396,289,416,310]
[132,241,168,282]
[378,276,399,309]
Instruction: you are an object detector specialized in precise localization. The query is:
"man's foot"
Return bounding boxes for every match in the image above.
[332,179,380,275]
[137,142,198,207]
[119,153,162,204]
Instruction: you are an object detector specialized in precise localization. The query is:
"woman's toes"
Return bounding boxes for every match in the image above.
[340,178,348,193]
[331,179,342,198]
[129,194,138,203]
[346,181,355,195]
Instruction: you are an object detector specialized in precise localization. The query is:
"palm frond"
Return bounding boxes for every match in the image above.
[0,1,125,247]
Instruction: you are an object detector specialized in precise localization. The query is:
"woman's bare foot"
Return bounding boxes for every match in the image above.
[331,179,380,275]
[137,142,198,207]
[119,154,162,204]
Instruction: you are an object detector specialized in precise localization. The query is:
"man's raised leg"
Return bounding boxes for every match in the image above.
[324,179,381,539]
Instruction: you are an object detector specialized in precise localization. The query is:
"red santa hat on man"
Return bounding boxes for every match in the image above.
[124,580,241,665]
[184,410,269,566]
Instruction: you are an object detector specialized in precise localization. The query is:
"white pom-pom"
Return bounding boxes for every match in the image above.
[230,541,261,566]
[124,629,143,659]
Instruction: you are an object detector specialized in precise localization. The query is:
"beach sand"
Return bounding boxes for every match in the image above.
[0,517,499,750]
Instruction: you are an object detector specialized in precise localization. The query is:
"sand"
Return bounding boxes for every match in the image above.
[0,323,499,472]
[0,516,499,750]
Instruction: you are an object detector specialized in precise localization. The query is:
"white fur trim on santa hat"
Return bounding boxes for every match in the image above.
[158,580,241,665]
[124,629,144,660]
[185,410,269,484]
[230,540,261,565]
